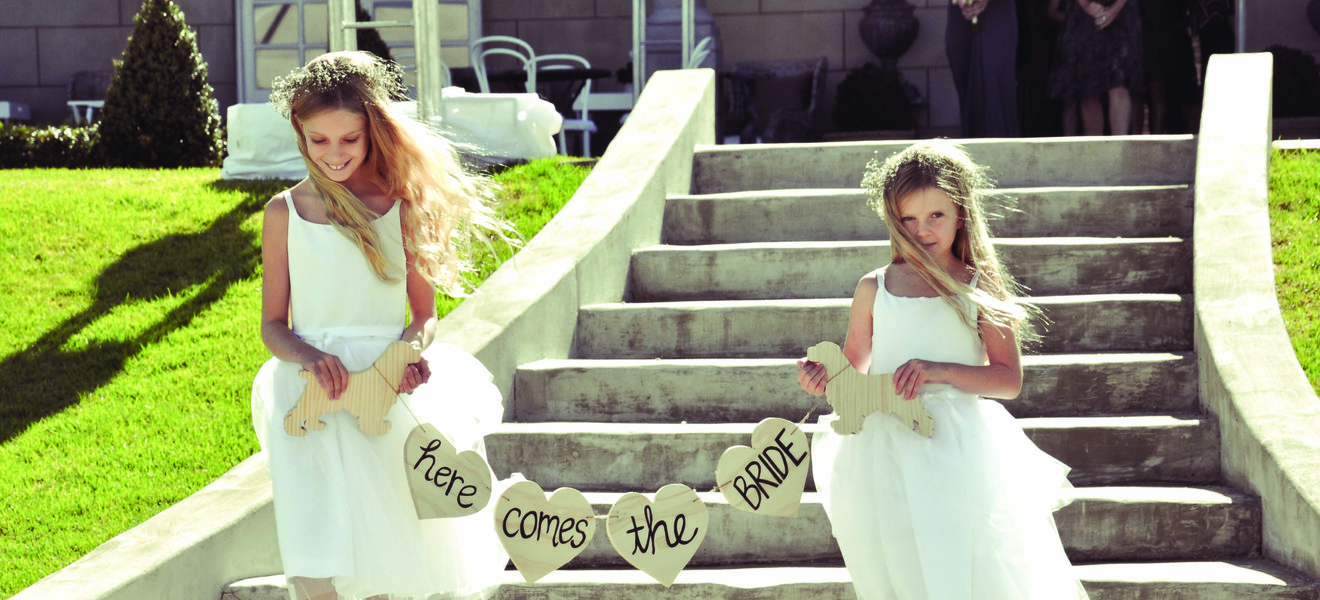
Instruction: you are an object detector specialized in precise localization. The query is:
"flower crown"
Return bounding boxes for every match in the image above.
[268,51,408,119]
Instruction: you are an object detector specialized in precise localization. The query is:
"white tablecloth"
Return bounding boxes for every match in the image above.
[221,89,562,180]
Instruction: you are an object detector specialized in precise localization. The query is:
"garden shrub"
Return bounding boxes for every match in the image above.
[0,123,100,169]
[99,0,224,168]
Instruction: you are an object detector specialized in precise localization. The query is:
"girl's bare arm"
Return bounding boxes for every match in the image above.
[397,249,438,393]
[259,196,350,399]
[799,274,878,395]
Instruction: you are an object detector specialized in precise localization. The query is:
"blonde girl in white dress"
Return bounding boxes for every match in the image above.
[798,141,1089,600]
[251,52,510,600]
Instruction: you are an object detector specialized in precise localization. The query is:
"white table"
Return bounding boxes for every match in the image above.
[0,101,32,122]
[221,89,561,180]
[68,100,104,125]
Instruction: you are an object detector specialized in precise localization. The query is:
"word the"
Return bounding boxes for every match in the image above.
[624,505,699,555]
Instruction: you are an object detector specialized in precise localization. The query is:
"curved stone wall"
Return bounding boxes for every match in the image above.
[1194,52,1320,578]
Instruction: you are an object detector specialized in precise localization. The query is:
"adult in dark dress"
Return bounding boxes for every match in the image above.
[946,0,1021,137]
[1048,0,1144,135]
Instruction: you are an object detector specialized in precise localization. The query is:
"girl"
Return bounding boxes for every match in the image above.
[250,52,509,600]
[798,141,1088,599]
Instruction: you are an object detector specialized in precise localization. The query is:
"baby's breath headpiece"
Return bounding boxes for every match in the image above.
[269,51,408,119]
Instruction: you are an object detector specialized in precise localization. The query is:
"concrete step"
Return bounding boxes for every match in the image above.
[629,238,1191,301]
[690,137,1197,194]
[486,417,1219,491]
[663,185,1193,245]
[513,352,1197,423]
[454,486,1253,571]
[575,295,1192,358]
[221,561,1320,600]
[581,487,1255,567]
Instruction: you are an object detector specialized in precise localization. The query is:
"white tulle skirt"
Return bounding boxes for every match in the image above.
[812,385,1089,600]
[251,332,510,600]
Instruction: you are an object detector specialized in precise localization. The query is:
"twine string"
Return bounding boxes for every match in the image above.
[708,360,840,494]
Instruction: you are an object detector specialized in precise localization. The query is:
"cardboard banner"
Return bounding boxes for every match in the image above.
[806,341,935,437]
[284,341,421,436]
[494,480,596,583]
[404,424,493,519]
[606,483,708,587]
[715,417,810,517]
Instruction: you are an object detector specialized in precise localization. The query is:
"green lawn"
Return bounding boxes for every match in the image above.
[1269,148,1320,391]
[0,158,589,598]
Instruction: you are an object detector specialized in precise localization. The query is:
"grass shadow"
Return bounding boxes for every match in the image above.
[0,179,290,443]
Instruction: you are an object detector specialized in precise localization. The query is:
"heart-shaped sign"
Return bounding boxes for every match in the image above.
[715,417,811,517]
[403,424,493,519]
[606,483,708,587]
[494,480,597,583]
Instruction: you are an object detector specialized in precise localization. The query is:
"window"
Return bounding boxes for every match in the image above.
[237,0,481,103]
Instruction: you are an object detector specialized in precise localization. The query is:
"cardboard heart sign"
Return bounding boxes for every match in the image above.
[403,424,493,519]
[715,417,811,517]
[494,480,596,583]
[606,483,708,588]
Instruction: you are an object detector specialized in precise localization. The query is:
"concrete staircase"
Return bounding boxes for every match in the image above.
[490,138,1320,599]
[220,136,1320,600]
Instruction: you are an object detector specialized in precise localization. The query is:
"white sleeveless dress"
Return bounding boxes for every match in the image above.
[250,191,509,600]
[811,267,1089,600]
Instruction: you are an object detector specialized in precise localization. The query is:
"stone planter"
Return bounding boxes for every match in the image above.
[858,0,920,69]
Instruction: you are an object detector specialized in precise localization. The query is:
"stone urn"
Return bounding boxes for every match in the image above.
[858,0,920,69]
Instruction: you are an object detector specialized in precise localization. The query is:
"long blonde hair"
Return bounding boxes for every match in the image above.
[862,141,1040,347]
[270,51,503,296]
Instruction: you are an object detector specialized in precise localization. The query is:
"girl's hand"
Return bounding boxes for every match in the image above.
[893,358,943,400]
[398,356,431,395]
[797,359,828,396]
[302,350,349,400]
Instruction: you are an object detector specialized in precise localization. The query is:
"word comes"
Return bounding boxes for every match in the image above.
[494,481,597,583]
[500,506,592,549]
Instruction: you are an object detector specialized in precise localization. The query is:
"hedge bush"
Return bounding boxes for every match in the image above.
[99,0,224,168]
[0,123,100,169]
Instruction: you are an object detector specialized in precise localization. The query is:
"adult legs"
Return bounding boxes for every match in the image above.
[1108,86,1132,135]
[1061,98,1079,136]
[1079,95,1104,135]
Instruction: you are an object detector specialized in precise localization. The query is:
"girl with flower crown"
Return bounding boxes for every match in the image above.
[798,141,1088,599]
[250,51,510,600]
